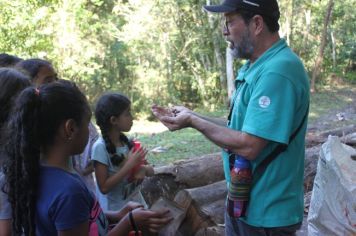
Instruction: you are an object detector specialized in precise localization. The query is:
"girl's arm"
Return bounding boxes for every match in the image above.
[0,219,11,236]
[95,148,147,194]
[108,208,173,236]
[105,201,143,223]
[58,221,89,236]
[81,161,94,176]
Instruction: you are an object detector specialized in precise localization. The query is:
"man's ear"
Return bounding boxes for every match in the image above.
[64,119,76,140]
[251,15,264,36]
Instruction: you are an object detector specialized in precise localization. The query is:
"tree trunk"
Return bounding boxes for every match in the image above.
[311,0,334,93]
[330,29,336,69]
[226,47,235,104]
[206,0,227,105]
[302,9,311,55]
[285,0,294,44]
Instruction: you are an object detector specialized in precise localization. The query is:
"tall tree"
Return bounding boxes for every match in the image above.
[311,0,334,92]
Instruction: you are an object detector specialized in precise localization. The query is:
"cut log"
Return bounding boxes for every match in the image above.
[304,145,321,192]
[195,226,225,236]
[306,126,356,147]
[319,124,355,138]
[142,144,322,205]
[342,132,356,146]
[150,198,187,236]
[305,133,326,148]
[141,173,187,206]
[139,145,323,235]
[154,153,224,188]
[174,180,227,236]
[304,191,313,214]
[141,153,224,206]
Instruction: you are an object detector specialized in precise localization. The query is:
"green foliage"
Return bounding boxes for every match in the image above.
[278,0,355,83]
[0,1,55,56]
[0,0,355,113]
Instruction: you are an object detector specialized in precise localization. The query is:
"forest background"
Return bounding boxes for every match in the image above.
[1,0,355,164]
[0,0,355,114]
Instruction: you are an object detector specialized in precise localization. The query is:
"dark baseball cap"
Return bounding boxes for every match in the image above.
[203,0,280,20]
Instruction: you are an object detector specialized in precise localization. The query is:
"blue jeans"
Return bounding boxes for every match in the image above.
[225,211,301,236]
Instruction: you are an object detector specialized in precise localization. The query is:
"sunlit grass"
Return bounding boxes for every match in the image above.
[130,128,220,166]
[309,85,355,122]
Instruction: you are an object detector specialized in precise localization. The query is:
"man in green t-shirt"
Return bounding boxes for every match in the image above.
[152,0,309,235]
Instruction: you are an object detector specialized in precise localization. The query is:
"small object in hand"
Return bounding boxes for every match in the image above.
[132,140,141,151]
[172,108,179,117]
[128,140,147,182]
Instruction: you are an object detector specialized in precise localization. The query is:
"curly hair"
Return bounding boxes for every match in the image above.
[94,93,133,166]
[1,80,90,235]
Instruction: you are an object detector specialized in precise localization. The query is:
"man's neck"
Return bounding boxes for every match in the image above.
[250,33,280,63]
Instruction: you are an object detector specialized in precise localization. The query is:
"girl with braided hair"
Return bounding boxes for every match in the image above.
[92,93,154,211]
[1,81,171,235]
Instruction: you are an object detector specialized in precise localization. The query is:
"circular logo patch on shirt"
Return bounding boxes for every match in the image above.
[259,96,271,108]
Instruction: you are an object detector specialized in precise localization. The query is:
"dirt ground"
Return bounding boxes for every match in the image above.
[308,87,356,133]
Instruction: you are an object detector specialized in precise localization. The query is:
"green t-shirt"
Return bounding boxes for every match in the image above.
[222,39,310,227]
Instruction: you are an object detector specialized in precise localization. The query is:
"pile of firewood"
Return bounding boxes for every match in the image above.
[141,124,356,236]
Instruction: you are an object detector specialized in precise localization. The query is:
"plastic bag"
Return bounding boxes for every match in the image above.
[308,136,356,235]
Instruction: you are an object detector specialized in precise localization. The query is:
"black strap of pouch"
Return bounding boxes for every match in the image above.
[252,107,309,182]
[227,102,309,181]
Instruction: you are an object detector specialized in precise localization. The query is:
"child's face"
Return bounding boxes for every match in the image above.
[33,65,57,86]
[111,106,133,132]
[70,113,91,155]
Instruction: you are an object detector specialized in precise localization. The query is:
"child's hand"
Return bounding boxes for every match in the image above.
[124,201,144,213]
[126,147,147,169]
[132,165,154,181]
[107,201,144,222]
[143,165,154,177]
[133,166,146,182]
[131,208,173,233]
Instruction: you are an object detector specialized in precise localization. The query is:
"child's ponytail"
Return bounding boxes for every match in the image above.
[101,127,125,165]
[2,87,42,235]
[2,80,90,236]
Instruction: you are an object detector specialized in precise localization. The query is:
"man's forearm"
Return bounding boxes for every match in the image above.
[193,112,227,126]
[189,115,267,160]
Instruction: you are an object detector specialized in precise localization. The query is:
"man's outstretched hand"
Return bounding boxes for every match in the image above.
[151,104,192,131]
